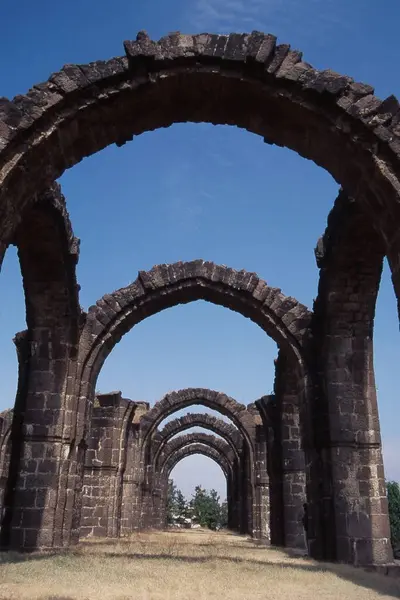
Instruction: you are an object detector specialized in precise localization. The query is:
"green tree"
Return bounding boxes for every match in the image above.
[220,500,228,528]
[190,486,222,530]
[167,479,188,523]
[387,481,400,557]
[166,479,179,524]
[176,489,187,517]
[208,489,222,530]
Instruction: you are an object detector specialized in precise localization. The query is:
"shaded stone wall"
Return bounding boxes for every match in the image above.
[0,410,13,522]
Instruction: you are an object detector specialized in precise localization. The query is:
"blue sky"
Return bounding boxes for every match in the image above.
[0,0,399,500]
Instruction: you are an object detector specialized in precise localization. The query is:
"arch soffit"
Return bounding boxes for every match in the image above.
[158,432,233,472]
[163,444,230,480]
[0,31,400,256]
[155,412,242,463]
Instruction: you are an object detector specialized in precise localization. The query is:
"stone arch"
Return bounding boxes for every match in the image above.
[158,432,234,474]
[0,30,400,281]
[138,387,258,457]
[0,31,396,562]
[77,260,312,426]
[145,433,235,532]
[154,413,243,466]
[164,444,230,481]
[138,389,262,537]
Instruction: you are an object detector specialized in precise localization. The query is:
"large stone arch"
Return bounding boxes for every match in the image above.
[154,413,243,466]
[0,183,82,549]
[1,30,400,278]
[0,31,396,563]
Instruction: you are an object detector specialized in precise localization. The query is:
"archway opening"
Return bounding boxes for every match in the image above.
[374,258,400,484]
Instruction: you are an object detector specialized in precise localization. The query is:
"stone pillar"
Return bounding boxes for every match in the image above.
[0,327,80,550]
[80,392,135,538]
[119,418,144,536]
[312,193,392,565]
[275,354,307,550]
[0,189,82,551]
[253,418,270,541]
[228,456,241,532]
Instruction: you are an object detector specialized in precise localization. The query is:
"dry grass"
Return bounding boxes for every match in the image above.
[0,529,399,600]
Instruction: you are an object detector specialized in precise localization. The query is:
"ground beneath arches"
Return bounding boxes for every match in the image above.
[0,529,398,599]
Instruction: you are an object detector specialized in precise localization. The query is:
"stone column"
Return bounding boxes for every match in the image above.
[312,193,392,565]
[80,392,135,538]
[274,354,307,549]
[253,418,270,541]
[0,189,82,551]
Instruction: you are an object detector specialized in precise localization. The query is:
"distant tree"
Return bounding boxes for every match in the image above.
[207,489,222,530]
[166,479,179,524]
[176,489,187,516]
[387,481,400,557]
[190,486,222,529]
[189,485,208,526]
[167,479,188,524]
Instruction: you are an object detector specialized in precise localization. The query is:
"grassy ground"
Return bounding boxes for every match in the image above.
[0,529,399,600]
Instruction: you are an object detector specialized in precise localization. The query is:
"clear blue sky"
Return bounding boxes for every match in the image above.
[0,0,399,500]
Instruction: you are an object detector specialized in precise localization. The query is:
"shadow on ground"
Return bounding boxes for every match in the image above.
[1,540,399,599]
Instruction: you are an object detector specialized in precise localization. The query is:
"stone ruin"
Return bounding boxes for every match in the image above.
[0,30,398,568]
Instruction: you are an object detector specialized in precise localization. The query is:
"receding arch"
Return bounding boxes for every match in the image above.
[158,432,233,475]
[154,413,243,466]
[138,387,258,458]
[76,260,312,428]
[163,444,230,482]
